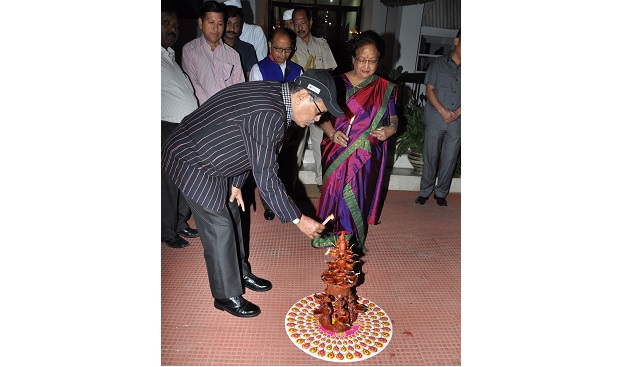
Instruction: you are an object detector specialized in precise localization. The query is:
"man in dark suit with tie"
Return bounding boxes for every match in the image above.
[162,68,345,318]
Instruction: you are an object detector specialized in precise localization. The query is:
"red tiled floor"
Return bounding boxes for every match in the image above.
[162,189,461,366]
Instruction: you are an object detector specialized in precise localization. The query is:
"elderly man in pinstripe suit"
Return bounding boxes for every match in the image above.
[162,69,344,318]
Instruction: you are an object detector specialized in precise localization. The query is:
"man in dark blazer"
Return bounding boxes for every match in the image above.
[162,69,345,318]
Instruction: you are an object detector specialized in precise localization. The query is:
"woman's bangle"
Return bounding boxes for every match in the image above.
[389,123,397,132]
[330,131,336,139]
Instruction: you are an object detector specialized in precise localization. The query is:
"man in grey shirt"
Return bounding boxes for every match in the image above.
[416,29,461,207]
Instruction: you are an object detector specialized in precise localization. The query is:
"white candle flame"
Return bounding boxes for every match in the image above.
[322,214,334,225]
[345,116,355,136]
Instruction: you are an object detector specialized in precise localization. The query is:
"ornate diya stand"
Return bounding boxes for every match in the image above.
[313,233,366,333]
[284,233,393,362]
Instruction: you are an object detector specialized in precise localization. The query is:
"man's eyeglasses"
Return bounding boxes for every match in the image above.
[271,45,294,53]
[354,57,379,66]
[313,100,324,116]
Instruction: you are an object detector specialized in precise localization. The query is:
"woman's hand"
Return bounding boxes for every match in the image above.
[331,130,349,147]
[370,125,396,141]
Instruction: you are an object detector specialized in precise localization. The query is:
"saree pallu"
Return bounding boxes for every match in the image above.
[316,74,397,248]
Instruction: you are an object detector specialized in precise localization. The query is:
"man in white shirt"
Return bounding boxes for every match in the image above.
[292,6,338,192]
[161,8,200,248]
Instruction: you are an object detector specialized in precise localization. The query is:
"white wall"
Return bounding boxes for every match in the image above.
[393,4,424,73]
[359,1,425,171]
[361,1,425,75]
[249,0,268,31]
[361,0,387,36]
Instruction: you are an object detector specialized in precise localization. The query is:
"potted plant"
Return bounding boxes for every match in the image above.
[395,90,425,175]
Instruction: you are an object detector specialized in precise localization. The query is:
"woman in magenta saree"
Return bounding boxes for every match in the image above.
[314,31,398,249]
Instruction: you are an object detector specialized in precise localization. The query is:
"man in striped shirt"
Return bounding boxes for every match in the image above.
[182,1,244,105]
[162,69,345,318]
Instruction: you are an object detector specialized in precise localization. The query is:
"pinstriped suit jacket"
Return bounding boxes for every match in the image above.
[161,81,302,223]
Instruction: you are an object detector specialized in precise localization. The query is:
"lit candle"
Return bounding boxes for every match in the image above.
[345,116,355,137]
[322,214,334,225]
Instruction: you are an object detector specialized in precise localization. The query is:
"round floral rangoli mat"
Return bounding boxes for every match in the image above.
[284,295,392,362]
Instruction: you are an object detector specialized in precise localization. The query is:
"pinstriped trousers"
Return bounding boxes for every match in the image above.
[161,121,193,241]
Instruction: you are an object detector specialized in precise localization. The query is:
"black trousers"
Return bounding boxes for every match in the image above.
[185,193,251,300]
[161,121,193,241]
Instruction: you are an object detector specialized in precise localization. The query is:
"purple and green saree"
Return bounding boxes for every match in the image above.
[314,74,397,249]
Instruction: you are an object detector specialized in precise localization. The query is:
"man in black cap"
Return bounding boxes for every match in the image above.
[162,68,345,318]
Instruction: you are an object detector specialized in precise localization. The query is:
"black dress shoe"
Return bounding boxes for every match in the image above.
[415,196,429,205]
[264,210,275,221]
[163,235,190,248]
[434,194,448,206]
[242,273,272,292]
[177,227,199,238]
[214,296,261,318]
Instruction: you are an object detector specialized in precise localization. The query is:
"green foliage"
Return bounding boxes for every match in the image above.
[311,232,353,248]
[395,91,425,160]
[453,153,461,178]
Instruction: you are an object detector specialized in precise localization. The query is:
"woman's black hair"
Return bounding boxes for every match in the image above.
[348,30,385,60]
